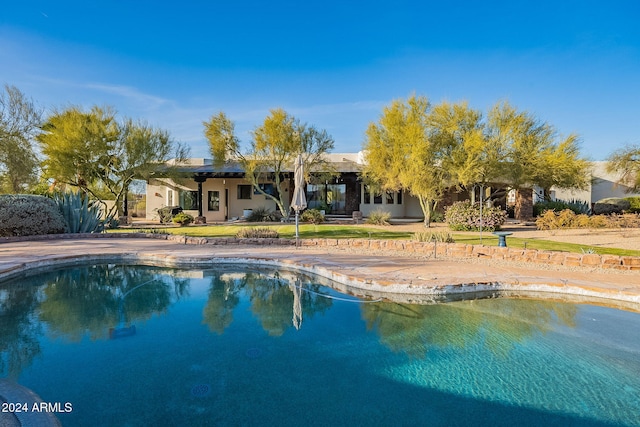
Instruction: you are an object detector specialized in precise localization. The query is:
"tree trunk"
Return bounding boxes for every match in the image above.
[418,196,434,227]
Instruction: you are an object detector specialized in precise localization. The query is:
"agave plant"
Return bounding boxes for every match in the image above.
[54,192,108,233]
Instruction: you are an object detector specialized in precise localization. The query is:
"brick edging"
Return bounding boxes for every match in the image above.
[2,233,638,270]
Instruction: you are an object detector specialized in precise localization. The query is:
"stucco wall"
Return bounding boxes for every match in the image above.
[146,177,289,222]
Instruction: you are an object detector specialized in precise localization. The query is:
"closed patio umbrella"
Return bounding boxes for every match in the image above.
[290,279,303,330]
[291,154,307,246]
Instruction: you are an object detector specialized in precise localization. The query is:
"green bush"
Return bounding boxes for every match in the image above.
[534,199,590,216]
[246,206,279,222]
[106,217,120,229]
[365,209,391,225]
[430,211,445,223]
[593,198,631,215]
[445,201,507,231]
[172,212,194,226]
[624,197,640,214]
[54,192,107,233]
[236,227,279,238]
[300,209,325,224]
[533,200,570,217]
[413,231,455,243]
[157,206,182,223]
[0,194,68,237]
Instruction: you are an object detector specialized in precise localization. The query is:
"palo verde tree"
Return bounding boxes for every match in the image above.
[362,95,450,227]
[429,101,505,202]
[39,106,119,202]
[204,108,335,220]
[487,102,590,203]
[108,118,189,217]
[38,106,188,218]
[605,145,640,193]
[0,85,42,193]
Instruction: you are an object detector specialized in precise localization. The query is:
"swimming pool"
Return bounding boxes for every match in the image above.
[1,264,639,426]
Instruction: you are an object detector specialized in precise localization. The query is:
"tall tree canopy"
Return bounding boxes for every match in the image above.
[362,95,449,226]
[203,108,334,219]
[605,145,640,193]
[487,102,590,199]
[38,106,188,217]
[363,97,590,224]
[0,85,42,193]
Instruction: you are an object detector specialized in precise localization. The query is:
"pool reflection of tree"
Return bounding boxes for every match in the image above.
[0,283,42,379]
[202,271,333,336]
[361,299,577,358]
[37,265,189,341]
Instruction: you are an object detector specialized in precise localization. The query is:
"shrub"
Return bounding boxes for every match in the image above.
[535,210,561,230]
[587,214,610,229]
[54,192,107,233]
[235,227,279,238]
[157,206,182,223]
[365,209,391,225]
[564,199,591,214]
[105,217,120,229]
[172,212,194,226]
[445,201,507,231]
[533,199,590,216]
[413,231,455,243]
[535,209,640,230]
[0,194,68,237]
[430,211,445,223]
[533,200,571,217]
[300,209,325,224]
[246,206,279,222]
[624,197,640,214]
[593,198,631,215]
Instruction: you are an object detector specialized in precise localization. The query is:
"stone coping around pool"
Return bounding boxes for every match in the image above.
[2,232,640,271]
[0,379,62,427]
[2,249,640,310]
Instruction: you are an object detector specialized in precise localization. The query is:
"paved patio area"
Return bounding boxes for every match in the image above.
[1,237,639,311]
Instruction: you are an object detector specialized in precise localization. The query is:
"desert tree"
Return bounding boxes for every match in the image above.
[605,145,640,193]
[362,95,450,226]
[204,108,334,219]
[38,106,188,217]
[486,102,590,218]
[0,85,42,193]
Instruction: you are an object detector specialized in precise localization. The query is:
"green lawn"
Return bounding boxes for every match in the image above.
[111,223,640,257]
[113,224,414,240]
[450,234,640,257]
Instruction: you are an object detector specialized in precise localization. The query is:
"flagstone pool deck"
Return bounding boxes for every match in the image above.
[1,237,639,311]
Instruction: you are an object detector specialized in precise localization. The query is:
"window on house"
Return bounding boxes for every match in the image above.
[207,191,220,211]
[373,193,382,204]
[363,185,371,204]
[180,191,199,210]
[256,183,277,197]
[238,185,252,200]
[397,190,403,205]
[167,190,173,206]
[386,191,395,204]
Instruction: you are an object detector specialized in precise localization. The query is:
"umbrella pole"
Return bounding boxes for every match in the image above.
[295,210,299,247]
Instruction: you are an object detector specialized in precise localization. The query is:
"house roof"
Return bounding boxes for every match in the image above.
[155,153,363,178]
[153,161,246,178]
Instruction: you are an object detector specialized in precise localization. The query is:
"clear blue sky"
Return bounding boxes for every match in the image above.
[1,0,638,160]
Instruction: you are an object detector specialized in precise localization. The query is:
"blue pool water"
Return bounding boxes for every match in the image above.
[1,264,639,426]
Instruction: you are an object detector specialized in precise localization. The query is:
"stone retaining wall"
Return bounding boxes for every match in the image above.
[2,233,639,271]
[298,238,640,270]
